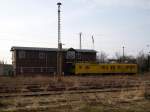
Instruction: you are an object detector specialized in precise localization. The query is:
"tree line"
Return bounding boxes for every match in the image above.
[97,51,150,73]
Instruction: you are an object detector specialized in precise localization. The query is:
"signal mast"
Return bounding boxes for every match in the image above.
[57,2,62,80]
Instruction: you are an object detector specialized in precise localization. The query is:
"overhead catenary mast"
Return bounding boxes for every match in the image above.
[92,35,94,49]
[57,2,62,80]
[122,46,125,63]
[79,32,82,49]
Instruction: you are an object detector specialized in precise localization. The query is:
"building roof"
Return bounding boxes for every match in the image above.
[11,46,97,53]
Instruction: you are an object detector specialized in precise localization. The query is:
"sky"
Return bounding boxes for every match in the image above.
[0,0,150,63]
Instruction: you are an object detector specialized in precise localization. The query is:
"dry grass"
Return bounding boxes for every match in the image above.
[1,90,149,112]
[0,90,149,112]
[0,74,150,112]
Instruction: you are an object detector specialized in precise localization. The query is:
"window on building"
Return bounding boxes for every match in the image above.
[66,51,76,59]
[19,51,26,59]
[39,52,45,59]
[79,65,82,69]
[85,66,90,69]
[105,66,108,70]
[117,66,121,69]
[130,66,135,70]
[77,53,81,60]
[12,52,15,62]
[110,66,115,70]
[101,65,105,69]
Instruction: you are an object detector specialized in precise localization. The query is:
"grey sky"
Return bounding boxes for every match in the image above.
[0,0,150,63]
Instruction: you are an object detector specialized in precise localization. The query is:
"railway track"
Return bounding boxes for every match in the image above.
[0,76,150,112]
[0,80,149,98]
[0,81,143,93]
[1,86,147,112]
[0,76,149,98]
[0,86,147,98]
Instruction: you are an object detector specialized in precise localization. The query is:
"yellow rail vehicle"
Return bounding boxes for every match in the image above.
[75,63,137,75]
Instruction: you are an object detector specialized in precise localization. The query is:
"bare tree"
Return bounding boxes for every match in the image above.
[97,51,108,63]
[136,51,149,72]
[114,52,136,63]
[114,52,122,62]
[115,52,121,60]
[0,60,4,64]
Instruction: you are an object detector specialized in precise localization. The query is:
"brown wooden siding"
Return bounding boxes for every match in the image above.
[12,48,96,75]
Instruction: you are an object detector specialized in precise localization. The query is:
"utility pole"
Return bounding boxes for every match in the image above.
[57,2,62,81]
[147,45,150,71]
[79,32,82,49]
